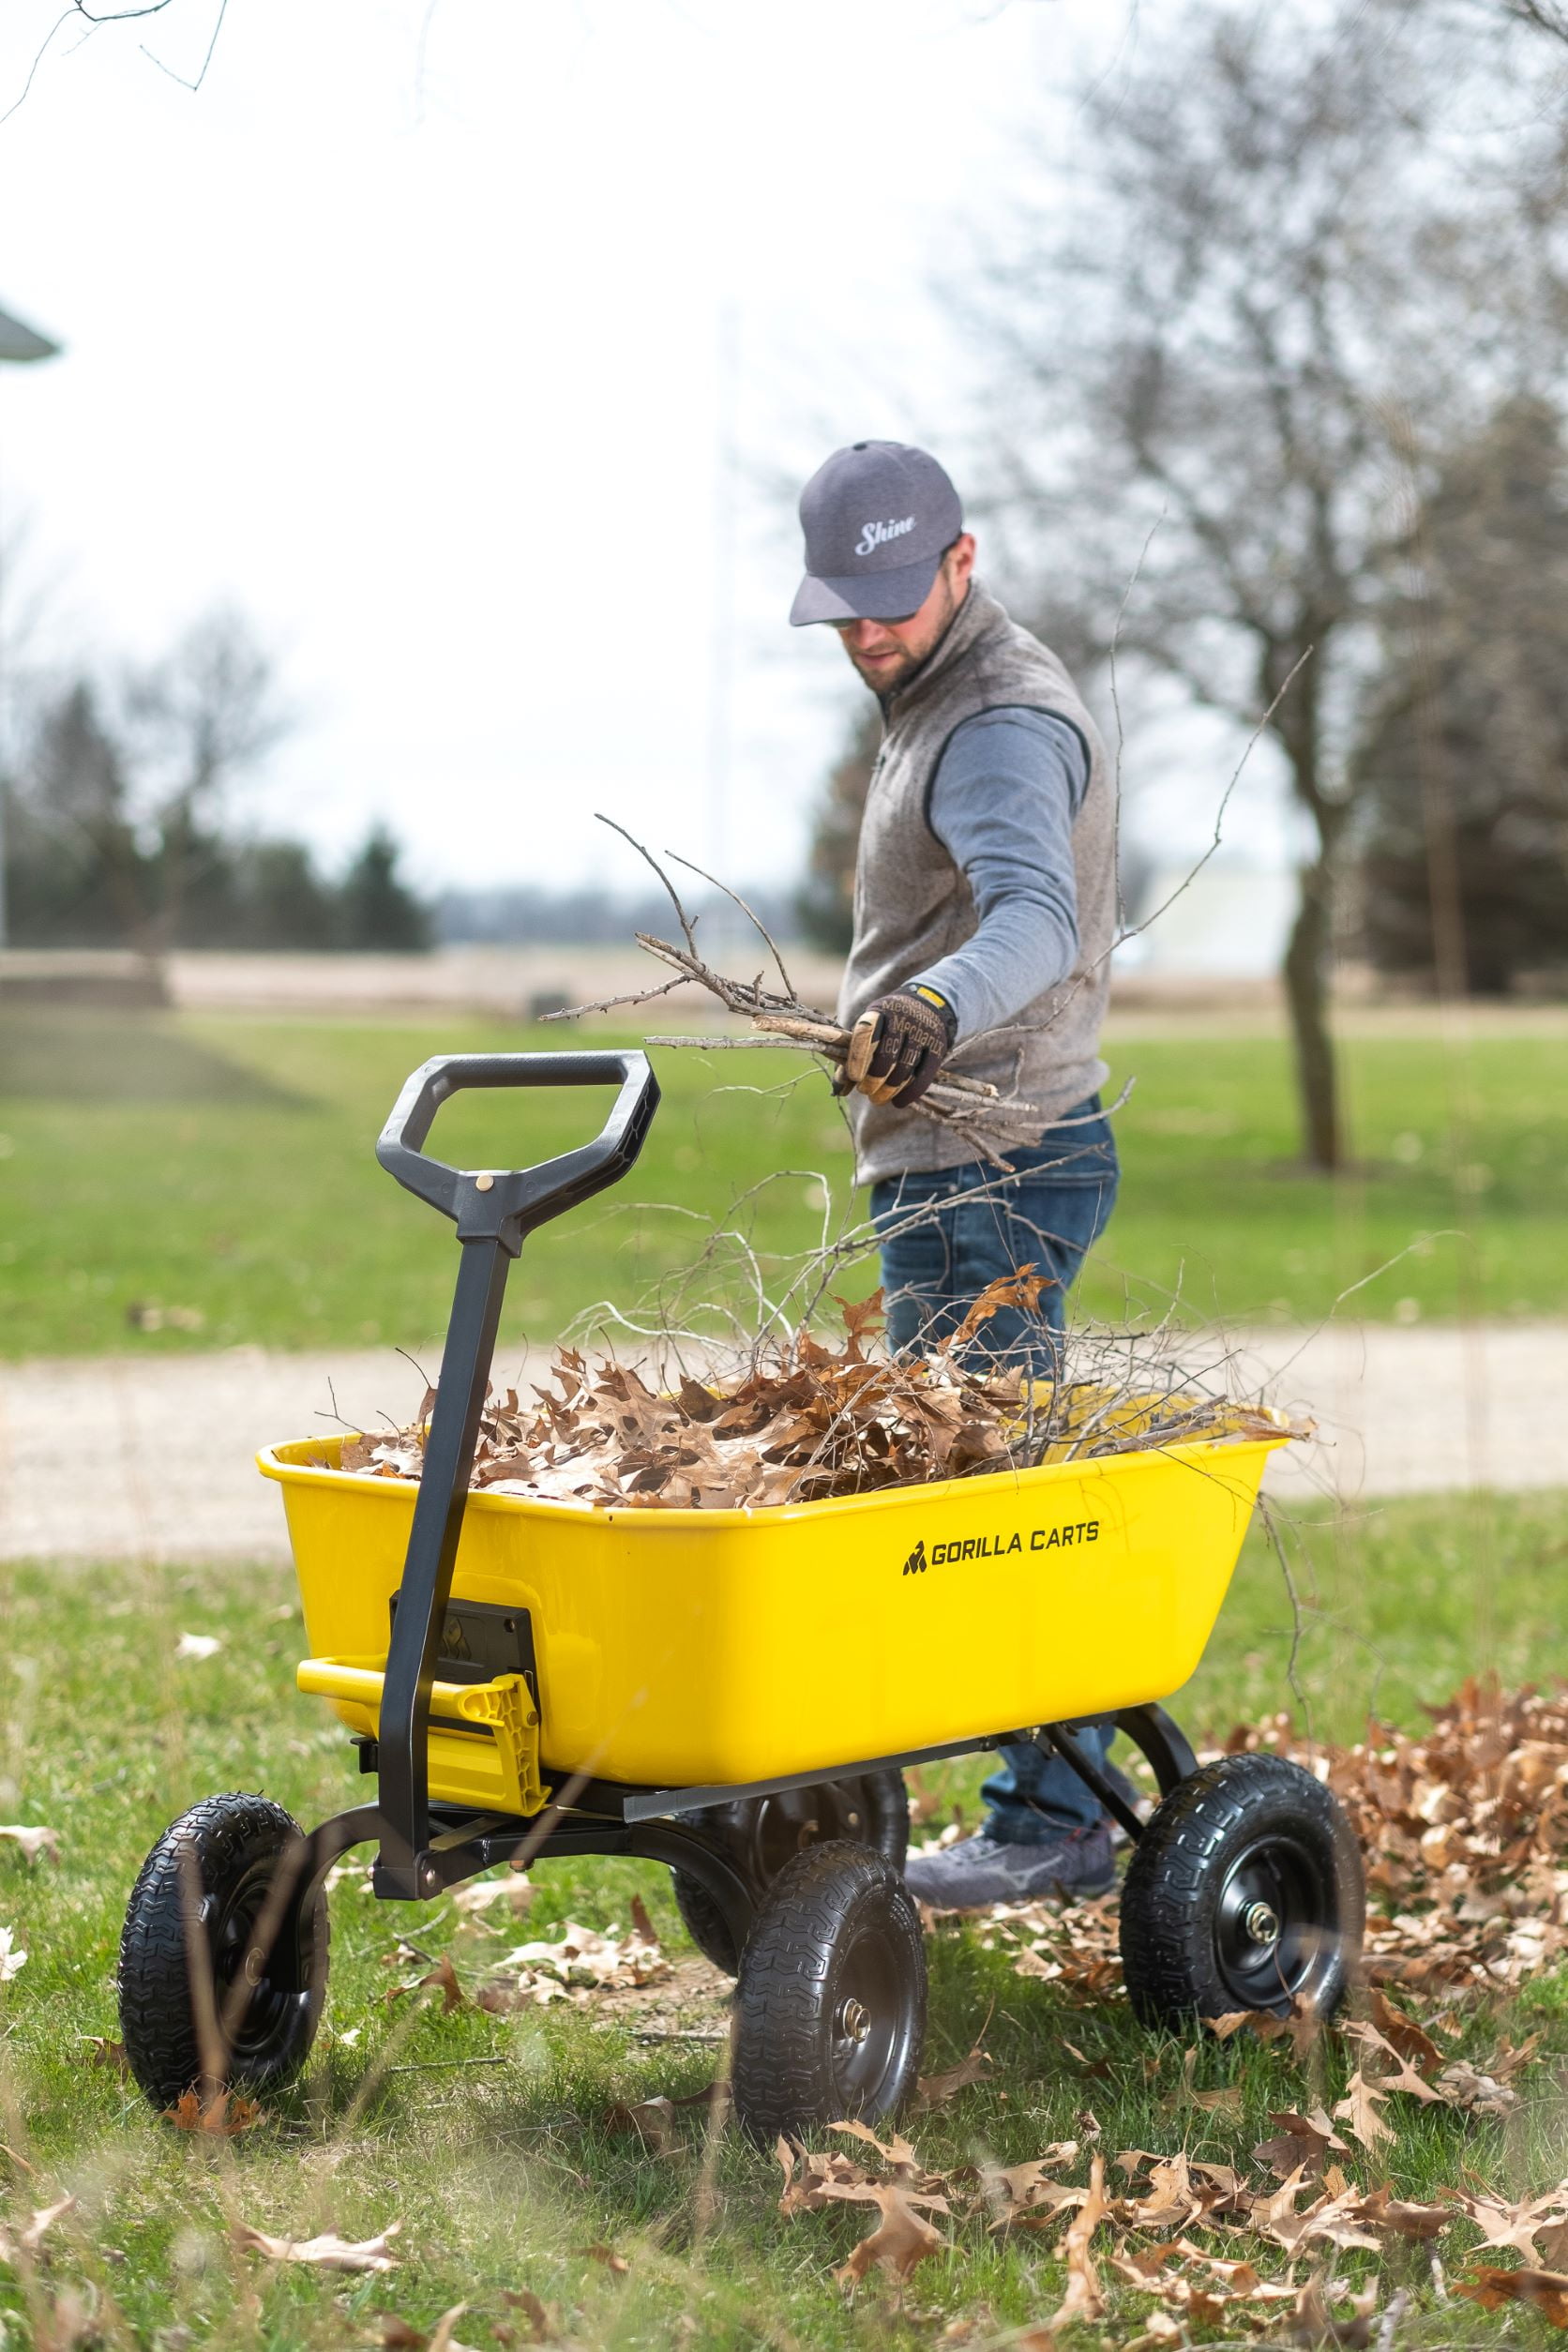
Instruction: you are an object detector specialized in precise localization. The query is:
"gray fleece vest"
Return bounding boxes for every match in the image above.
[837,580,1115,1185]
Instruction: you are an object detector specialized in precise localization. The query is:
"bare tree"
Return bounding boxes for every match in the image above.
[120,605,291,952]
[1498,0,1568,36]
[957,0,1567,1168]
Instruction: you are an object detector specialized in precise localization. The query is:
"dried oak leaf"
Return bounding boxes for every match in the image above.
[1455,2265,1568,2327]
[1278,2272,1380,2346]
[0,1826,59,1865]
[501,2287,561,2344]
[0,2194,75,2265]
[628,1892,657,1944]
[829,2118,920,2171]
[577,2244,628,2276]
[1253,2110,1349,2184]
[1364,1986,1443,2073]
[914,2043,993,2107]
[1342,2019,1444,2103]
[386,1952,466,2013]
[1206,2008,1292,2044]
[82,2036,128,2074]
[981,2145,1079,2222]
[163,2088,264,2135]
[1442,2184,1568,2262]
[1436,2056,1525,2113]
[1346,2186,1451,2240]
[234,2220,401,2272]
[452,1872,534,1919]
[602,2096,676,2152]
[1035,2153,1108,2333]
[1332,2069,1394,2153]
[370,2317,475,2352]
[833,2185,943,2292]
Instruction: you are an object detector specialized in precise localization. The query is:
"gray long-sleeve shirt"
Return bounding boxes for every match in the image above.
[910,706,1090,1044]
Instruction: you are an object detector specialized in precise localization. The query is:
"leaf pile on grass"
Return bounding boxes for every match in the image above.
[383,1902,670,2015]
[770,2112,1568,2335]
[777,2107,1568,2336]
[927,1677,1568,2015]
[334,1280,1296,1512]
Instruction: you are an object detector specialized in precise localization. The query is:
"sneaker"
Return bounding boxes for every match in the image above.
[902,1822,1116,1908]
[1100,1759,1155,1848]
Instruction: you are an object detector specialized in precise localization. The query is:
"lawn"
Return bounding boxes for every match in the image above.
[6,1486,1568,2346]
[3,1006,1568,1359]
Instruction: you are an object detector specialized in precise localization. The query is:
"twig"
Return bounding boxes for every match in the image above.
[384,2056,508,2074]
[544,820,1127,1165]
[1375,2287,1411,2351]
[139,0,228,87]
[628,2029,729,2043]
[667,848,799,1003]
[595,813,701,957]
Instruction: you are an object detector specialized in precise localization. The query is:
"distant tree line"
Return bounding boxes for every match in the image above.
[3,608,430,955]
[436,880,803,949]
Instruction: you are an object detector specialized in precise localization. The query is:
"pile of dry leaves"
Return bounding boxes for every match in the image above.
[1256,1678,1568,1998]
[770,2111,1568,2342]
[934,1676,1568,2015]
[336,1282,1293,1512]
[382,1894,671,2016]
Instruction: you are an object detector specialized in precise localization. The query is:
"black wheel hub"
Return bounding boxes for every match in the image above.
[748,1782,867,1883]
[208,1857,309,2066]
[828,1927,912,2107]
[1214,1832,1333,2010]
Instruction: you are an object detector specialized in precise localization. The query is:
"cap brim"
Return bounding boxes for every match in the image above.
[789,552,942,627]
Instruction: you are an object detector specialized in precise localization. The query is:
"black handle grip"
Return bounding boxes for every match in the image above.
[375,1049,660,1252]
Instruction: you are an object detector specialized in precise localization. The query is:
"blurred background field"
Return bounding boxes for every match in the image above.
[2,996,1564,1362]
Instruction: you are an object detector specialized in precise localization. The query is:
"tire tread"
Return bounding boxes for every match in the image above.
[1119,1752,1363,2028]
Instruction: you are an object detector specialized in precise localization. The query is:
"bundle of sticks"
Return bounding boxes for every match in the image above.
[545,821,1123,1166]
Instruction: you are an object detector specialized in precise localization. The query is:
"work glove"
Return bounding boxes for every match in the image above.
[838,982,957,1108]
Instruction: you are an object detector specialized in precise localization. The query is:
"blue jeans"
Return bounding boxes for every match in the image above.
[870,1097,1120,1844]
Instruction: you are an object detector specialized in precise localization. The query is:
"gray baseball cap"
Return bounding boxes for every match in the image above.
[790,440,964,626]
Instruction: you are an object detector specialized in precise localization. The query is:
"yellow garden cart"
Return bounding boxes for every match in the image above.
[117,1051,1363,2139]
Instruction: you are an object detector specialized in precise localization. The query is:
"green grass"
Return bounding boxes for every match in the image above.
[3,1007,1568,1357]
[7,1489,1568,2345]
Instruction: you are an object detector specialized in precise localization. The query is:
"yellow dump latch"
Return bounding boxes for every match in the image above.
[295,1656,550,1817]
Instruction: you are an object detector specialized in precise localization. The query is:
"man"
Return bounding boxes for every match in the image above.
[791,438,1124,1907]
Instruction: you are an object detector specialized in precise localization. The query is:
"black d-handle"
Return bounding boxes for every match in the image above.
[375,1049,659,1254]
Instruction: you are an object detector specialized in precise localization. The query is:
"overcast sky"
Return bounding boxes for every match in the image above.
[0,0,1286,902]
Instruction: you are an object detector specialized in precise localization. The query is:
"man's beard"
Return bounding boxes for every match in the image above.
[846,641,922,690]
[844,571,960,692]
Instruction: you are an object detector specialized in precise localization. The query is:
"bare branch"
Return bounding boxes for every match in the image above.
[594,812,700,957]
[139,0,229,89]
[666,848,799,1004]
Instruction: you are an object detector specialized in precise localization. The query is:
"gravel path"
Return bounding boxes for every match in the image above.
[1,1322,1561,1562]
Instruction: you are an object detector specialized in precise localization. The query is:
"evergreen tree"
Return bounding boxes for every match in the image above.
[5,681,148,946]
[337,822,430,952]
[235,839,337,951]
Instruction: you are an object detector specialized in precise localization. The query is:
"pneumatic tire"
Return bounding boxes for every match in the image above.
[118,1792,328,2112]
[730,1841,927,2143]
[673,1770,909,1975]
[1119,1753,1363,2028]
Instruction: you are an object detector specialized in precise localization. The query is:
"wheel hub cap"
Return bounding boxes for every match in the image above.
[1243,1899,1280,1948]
[835,1997,871,2045]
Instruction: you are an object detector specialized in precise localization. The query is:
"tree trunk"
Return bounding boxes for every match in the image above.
[1282,860,1341,1171]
